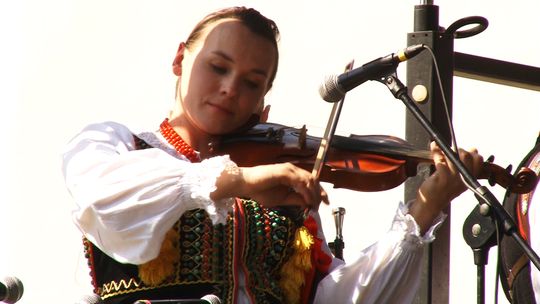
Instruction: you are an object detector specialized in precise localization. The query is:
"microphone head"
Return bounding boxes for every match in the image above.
[319,74,345,103]
[1,276,24,304]
[201,294,222,304]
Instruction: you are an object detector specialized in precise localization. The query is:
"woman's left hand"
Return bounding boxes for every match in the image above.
[409,142,484,233]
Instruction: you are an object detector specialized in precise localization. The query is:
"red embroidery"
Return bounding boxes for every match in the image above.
[301,215,332,303]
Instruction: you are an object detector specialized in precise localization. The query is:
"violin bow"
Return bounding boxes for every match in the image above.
[311,59,355,179]
[311,61,353,260]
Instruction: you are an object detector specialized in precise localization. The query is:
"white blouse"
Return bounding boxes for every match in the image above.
[62,121,445,304]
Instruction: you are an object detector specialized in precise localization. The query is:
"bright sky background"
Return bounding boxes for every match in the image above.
[1,1,539,303]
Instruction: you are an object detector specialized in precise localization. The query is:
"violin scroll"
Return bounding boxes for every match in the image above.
[483,155,538,194]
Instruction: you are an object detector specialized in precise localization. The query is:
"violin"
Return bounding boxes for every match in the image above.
[209,122,538,194]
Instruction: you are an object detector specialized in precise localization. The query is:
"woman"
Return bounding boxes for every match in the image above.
[62,6,483,304]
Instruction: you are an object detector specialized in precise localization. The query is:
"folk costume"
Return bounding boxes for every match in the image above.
[62,120,445,304]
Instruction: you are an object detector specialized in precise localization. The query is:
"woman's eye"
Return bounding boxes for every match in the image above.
[245,79,260,89]
[211,64,227,74]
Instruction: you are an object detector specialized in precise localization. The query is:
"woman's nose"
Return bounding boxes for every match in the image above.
[220,76,239,97]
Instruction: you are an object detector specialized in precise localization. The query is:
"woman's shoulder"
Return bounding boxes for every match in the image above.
[80,121,133,133]
[68,120,176,156]
[68,121,139,148]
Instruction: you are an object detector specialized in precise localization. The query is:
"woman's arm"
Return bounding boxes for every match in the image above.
[314,202,444,304]
[62,121,235,264]
[314,142,483,303]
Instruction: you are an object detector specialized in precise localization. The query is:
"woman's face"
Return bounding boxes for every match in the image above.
[178,19,277,135]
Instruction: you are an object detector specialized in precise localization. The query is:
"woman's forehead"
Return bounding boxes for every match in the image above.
[192,19,257,48]
[192,20,277,73]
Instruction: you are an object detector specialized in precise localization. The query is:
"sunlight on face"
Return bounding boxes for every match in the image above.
[178,19,277,135]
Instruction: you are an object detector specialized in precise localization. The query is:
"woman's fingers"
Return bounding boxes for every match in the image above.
[428,141,484,199]
[430,142,483,172]
[239,163,327,208]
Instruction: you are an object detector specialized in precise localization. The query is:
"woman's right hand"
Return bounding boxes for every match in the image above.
[211,162,328,210]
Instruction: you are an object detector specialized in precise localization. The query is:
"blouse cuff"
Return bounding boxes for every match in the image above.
[188,155,236,225]
[391,200,447,249]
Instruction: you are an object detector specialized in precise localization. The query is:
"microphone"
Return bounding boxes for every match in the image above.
[319,44,425,102]
[0,276,24,304]
[133,294,221,304]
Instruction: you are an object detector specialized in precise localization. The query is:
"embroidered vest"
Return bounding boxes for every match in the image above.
[500,134,540,303]
[82,135,306,304]
[84,201,301,303]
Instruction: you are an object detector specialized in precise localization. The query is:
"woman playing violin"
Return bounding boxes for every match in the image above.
[62,6,484,304]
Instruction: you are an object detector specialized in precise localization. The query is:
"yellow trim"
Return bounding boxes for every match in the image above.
[102,278,141,295]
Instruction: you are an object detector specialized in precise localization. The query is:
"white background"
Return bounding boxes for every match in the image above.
[1,0,539,303]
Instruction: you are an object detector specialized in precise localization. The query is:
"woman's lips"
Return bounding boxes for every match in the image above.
[207,102,234,116]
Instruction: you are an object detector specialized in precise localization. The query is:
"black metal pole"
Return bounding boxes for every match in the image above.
[406,2,454,303]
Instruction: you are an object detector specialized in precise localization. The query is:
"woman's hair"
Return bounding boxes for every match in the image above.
[185,7,280,90]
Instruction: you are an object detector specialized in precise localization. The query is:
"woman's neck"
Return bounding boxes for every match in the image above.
[166,115,214,158]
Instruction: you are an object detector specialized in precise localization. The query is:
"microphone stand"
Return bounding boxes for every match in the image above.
[462,202,498,304]
[376,72,540,284]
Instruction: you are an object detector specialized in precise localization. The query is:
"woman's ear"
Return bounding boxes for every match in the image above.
[172,42,186,76]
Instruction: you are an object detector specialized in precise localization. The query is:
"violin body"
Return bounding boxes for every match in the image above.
[209,123,538,194]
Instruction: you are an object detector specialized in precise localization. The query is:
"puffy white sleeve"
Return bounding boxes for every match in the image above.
[313,202,446,304]
[61,122,235,265]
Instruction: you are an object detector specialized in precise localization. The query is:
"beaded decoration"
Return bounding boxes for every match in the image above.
[82,237,100,295]
[159,118,200,162]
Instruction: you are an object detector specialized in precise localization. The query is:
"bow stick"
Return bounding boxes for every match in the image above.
[312,60,355,179]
